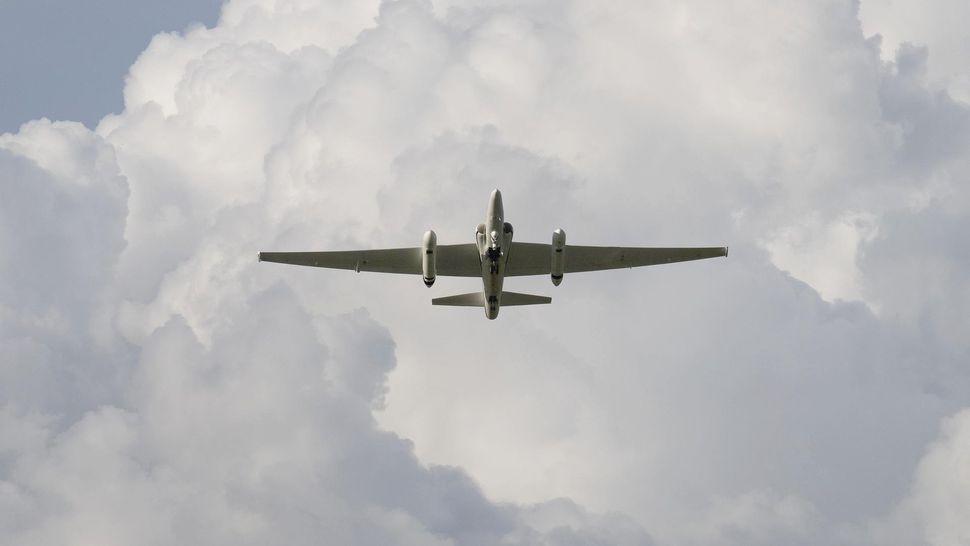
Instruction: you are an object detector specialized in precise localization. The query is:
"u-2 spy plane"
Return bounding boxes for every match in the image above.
[259,189,727,319]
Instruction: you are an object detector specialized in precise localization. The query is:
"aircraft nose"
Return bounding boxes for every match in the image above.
[491,188,502,199]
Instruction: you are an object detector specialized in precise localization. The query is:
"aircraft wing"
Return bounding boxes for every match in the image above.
[258,243,481,277]
[506,242,728,276]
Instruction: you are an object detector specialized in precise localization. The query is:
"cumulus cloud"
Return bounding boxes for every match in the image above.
[0,122,650,544]
[2,0,970,544]
[904,409,970,545]
[863,409,970,546]
[3,284,630,544]
[0,120,130,415]
[860,0,970,102]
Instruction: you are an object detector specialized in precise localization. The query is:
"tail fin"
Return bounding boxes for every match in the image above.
[500,291,551,306]
[432,292,484,306]
[431,291,551,307]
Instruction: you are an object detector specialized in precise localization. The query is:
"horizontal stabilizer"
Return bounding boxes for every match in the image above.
[432,292,484,306]
[499,291,551,306]
[431,291,552,307]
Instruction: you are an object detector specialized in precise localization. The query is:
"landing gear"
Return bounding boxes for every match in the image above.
[486,247,501,274]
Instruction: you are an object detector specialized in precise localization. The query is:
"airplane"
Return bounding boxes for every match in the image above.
[258,189,728,319]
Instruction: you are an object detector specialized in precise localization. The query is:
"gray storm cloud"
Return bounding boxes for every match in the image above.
[2,0,970,545]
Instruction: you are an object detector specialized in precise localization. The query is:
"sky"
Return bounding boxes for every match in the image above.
[1,1,969,545]
[0,0,223,132]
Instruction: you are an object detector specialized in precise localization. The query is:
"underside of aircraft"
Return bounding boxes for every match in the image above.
[259,190,728,319]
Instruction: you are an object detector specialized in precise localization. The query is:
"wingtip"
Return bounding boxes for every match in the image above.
[724,246,729,257]
[257,252,263,262]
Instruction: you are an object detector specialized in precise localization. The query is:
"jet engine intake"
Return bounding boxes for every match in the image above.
[551,228,565,286]
[422,230,437,287]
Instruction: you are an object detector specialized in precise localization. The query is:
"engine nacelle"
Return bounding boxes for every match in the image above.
[551,228,565,286]
[422,230,437,287]
[476,223,487,254]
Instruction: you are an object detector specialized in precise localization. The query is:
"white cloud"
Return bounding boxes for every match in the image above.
[763,212,878,303]
[906,409,970,546]
[3,0,970,544]
[862,409,970,546]
[860,0,970,102]
[686,490,823,546]
[0,90,650,546]
[0,120,129,415]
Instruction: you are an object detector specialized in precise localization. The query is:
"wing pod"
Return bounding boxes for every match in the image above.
[422,230,437,287]
[476,223,487,254]
[551,228,565,286]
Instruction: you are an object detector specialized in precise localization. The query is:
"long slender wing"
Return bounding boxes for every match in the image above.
[506,242,728,276]
[438,244,482,276]
[504,242,553,276]
[564,245,728,272]
[258,243,481,277]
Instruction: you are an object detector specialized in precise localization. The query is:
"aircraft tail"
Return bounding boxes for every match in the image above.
[431,291,551,306]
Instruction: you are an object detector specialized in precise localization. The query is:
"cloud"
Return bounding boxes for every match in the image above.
[0,120,130,416]
[863,409,970,546]
[2,0,970,544]
[0,88,651,546]
[905,409,970,545]
[860,0,970,102]
[0,203,653,544]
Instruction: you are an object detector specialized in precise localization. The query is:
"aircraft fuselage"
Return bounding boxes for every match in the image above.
[477,189,510,319]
